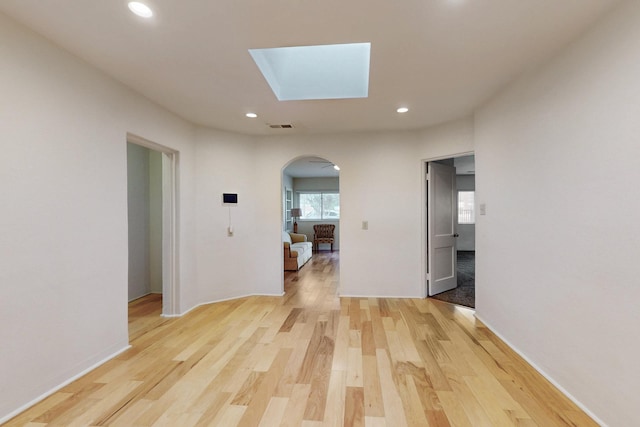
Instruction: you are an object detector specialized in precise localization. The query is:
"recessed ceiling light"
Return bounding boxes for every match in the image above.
[397,107,409,113]
[246,112,258,118]
[128,2,153,18]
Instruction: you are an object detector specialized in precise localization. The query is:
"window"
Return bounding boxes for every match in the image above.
[299,192,340,220]
[284,188,293,229]
[458,191,475,224]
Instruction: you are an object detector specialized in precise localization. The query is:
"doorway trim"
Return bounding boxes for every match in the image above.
[421,151,475,299]
[127,133,180,317]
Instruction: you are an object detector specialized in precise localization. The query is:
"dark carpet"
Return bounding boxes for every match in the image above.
[432,251,475,309]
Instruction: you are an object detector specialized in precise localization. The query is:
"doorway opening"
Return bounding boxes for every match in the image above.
[281,156,341,293]
[126,134,179,327]
[424,154,476,308]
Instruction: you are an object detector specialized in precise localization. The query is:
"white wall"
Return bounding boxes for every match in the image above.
[474,1,640,425]
[127,143,151,300]
[148,150,163,294]
[194,128,275,302]
[0,12,197,422]
[192,125,474,301]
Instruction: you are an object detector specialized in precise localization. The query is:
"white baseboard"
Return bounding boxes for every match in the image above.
[474,314,607,427]
[339,294,423,299]
[163,292,287,318]
[128,292,152,302]
[0,345,131,425]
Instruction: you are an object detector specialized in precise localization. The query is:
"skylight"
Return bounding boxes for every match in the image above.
[249,43,371,101]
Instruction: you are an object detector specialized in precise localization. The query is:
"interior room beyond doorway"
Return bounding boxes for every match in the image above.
[127,142,163,303]
[429,154,476,308]
[282,156,341,252]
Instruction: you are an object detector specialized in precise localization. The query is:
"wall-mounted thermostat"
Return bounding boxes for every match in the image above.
[223,193,238,204]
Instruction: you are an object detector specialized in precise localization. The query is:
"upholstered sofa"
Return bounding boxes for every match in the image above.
[283,231,312,271]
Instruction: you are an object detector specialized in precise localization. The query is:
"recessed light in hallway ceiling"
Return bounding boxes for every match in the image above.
[128,2,153,18]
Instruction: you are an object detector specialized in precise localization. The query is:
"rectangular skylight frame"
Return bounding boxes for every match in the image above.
[249,42,371,101]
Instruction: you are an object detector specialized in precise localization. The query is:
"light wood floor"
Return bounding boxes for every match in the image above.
[5,252,596,426]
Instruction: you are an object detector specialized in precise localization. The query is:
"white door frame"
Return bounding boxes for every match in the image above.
[421,152,474,298]
[127,133,180,317]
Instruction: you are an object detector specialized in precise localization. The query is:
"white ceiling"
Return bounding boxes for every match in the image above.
[285,157,340,179]
[0,0,620,135]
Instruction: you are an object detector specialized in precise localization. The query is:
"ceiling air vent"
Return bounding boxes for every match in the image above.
[268,124,294,129]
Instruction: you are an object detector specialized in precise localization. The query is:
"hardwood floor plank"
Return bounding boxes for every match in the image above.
[302,354,332,421]
[346,347,364,387]
[7,392,73,426]
[237,348,293,426]
[257,396,289,427]
[349,298,362,330]
[231,371,266,406]
[296,320,328,384]
[279,307,303,333]
[376,349,409,427]
[29,388,98,425]
[280,384,311,427]
[413,339,452,392]
[395,375,430,426]
[464,375,523,426]
[32,384,105,426]
[444,376,495,427]
[344,387,365,427]
[274,336,311,397]
[362,354,385,418]
[364,417,387,427]
[191,392,232,427]
[3,252,598,427]
[436,390,474,427]
[323,370,346,427]
[369,305,389,350]
[330,315,350,371]
[215,405,246,426]
[361,320,376,356]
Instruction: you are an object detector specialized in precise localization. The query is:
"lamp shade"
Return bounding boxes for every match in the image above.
[290,208,302,218]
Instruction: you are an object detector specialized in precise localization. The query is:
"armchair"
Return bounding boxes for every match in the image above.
[313,224,335,252]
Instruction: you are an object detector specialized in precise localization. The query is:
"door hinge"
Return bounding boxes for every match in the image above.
[425,173,430,181]
[426,273,431,281]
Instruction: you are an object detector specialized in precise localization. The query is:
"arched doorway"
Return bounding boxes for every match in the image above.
[281,156,341,290]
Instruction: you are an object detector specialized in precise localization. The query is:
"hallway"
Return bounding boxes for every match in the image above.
[5,252,596,426]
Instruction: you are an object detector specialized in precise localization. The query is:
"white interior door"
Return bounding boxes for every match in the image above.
[427,162,457,296]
